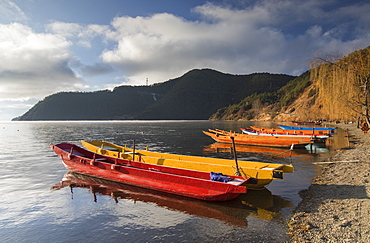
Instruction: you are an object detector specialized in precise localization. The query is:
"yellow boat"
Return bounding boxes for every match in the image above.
[81,140,294,189]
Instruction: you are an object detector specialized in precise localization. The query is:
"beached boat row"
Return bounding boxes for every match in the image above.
[51,139,295,201]
[203,129,317,149]
[277,124,336,132]
[249,126,333,135]
[291,121,322,126]
[50,124,333,202]
[203,124,336,149]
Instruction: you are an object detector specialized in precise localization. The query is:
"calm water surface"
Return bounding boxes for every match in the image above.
[0,121,346,242]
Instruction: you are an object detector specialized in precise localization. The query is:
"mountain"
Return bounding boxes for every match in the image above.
[17,69,295,120]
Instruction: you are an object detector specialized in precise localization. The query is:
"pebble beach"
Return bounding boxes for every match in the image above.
[288,124,370,242]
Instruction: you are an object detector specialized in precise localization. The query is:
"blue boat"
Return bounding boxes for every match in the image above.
[278,124,336,131]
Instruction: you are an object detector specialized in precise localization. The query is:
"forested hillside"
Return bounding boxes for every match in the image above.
[209,71,311,120]
[18,69,295,120]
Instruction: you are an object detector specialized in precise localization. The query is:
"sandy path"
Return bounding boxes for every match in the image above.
[288,124,370,242]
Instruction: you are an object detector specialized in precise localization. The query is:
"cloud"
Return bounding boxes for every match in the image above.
[47,22,111,47]
[46,21,83,38]
[99,1,370,85]
[0,0,27,23]
[0,23,86,100]
[82,63,115,76]
[0,98,37,119]
[1,0,370,120]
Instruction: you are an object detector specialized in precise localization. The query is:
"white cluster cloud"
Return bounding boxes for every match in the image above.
[98,0,370,84]
[0,23,86,100]
[0,22,89,119]
[47,21,110,47]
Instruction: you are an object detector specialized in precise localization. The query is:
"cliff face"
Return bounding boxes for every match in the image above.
[232,81,342,122]
[276,46,370,123]
[273,84,319,121]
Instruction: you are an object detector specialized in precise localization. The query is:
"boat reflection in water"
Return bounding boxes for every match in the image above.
[203,142,313,162]
[239,190,293,221]
[203,142,329,161]
[52,172,292,227]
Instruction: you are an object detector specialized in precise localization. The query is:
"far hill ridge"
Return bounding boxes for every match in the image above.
[17,69,295,120]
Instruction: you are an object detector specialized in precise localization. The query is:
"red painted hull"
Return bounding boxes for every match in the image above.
[50,143,250,201]
[52,172,249,227]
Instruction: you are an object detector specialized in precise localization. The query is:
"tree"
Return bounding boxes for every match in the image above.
[310,47,370,125]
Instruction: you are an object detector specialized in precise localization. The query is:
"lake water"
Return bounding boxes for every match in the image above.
[0,120,346,242]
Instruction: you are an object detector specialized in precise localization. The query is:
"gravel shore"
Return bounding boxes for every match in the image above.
[288,124,370,242]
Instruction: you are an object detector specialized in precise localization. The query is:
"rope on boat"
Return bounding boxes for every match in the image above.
[312,160,360,165]
[230,136,241,176]
[274,144,294,163]
[275,149,293,157]
[275,144,294,156]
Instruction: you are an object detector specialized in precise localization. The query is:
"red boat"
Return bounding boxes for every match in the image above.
[52,172,249,227]
[50,143,252,201]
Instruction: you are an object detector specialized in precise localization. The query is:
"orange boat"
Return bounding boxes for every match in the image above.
[242,128,330,139]
[203,129,314,148]
[203,143,307,158]
[250,126,333,135]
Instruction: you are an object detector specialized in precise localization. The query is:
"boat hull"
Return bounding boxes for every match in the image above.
[250,126,333,136]
[292,121,321,126]
[204,129,311,148]
[52,172,249,227]
[241,128,329,140]
[278,124,336,131]
[81,140,295,189]
[51,143,249,201]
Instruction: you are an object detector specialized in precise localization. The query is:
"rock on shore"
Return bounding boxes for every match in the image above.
[288,124,370,242]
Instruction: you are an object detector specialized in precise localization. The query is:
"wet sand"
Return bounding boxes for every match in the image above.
[288,124,370,242]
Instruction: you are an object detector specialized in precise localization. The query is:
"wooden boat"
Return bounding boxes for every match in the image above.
[203,129,313,148]
[241,128,329,139]
[292,121,321,126]
[278,124,336,131]
[81,140,294,189]
[250,126,334,135]
[50,143,252,201]
[203,142,307,158]
[52,172,249,227]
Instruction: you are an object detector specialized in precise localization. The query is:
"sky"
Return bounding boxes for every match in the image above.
[0,0,369,121]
